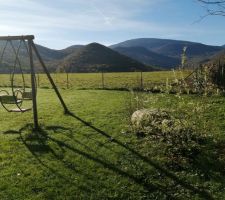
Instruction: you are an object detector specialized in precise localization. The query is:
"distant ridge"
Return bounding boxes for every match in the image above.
[114,46,180,68]
[110,38,223,68]
[205,49,225,65]
[0,38,224,72]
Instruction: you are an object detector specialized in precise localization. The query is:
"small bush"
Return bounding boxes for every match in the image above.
[131,109,207,169]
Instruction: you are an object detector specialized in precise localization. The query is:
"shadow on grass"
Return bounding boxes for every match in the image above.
[5,125,96,195]
[4,124,175,199]
[46,125,122,156]
[45,133,170,196]
[3,130,22,134]
[3,119,215,199]
[66,111,214,200]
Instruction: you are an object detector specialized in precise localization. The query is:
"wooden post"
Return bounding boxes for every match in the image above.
[31,41,69,114]
[66,72,69,89]
[101,71,104,88]
[28,39,38,130]
[140,71,143,89]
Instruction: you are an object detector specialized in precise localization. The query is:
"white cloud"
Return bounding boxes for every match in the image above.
[0,0,168,32]
[0,0,166,32]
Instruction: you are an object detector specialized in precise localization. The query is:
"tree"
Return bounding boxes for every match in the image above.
[197,0,225,17]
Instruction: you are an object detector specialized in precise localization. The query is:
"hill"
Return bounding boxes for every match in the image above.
[33,44,84,61]
[0,41,68,72]
[60,45,84,55]
[0,41,151,73]
[114,46,180,68]
[58,43,152,72]
[110,38,223,67]
[204,49,225,65]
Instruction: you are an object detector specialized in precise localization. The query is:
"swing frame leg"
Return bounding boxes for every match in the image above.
[28,39,39,130]
[31,41,69,114]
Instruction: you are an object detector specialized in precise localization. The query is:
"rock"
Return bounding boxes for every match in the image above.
[131,109,171,134]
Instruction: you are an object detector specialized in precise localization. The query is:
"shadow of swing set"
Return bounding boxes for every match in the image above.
[0,35,69,130]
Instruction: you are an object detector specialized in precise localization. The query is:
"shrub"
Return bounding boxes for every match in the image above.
[131,108,208,169]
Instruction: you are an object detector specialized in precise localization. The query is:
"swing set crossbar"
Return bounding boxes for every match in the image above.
[0,35,34,41]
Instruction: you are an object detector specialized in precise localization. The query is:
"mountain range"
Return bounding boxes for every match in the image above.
[0,38,224,73]
[110,38,224,66]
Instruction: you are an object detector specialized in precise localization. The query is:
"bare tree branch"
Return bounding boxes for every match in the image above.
[195,0,225,22]
[198,0,225,4]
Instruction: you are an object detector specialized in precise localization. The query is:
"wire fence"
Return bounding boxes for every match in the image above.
[0,71,190,90]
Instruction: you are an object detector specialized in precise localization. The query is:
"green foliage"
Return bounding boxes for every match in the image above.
[126,90,225,198]
[211,64,225,89]
[192,65,208,93]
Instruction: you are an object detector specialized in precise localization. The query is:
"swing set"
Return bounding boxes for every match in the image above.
[0,35,69,130]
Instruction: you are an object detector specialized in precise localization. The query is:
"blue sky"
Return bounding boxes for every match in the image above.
[1,0,225,49]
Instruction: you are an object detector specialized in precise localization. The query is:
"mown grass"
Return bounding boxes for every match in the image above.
[0,85,225,199]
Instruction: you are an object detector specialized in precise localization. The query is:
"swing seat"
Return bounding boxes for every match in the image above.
[0,95,22,104]
[22,91,33,100]
[9,108,32,113]
[0,93,31,113]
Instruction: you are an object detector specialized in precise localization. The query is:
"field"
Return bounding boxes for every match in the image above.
[0,71,225,199]
[0,71,190,90]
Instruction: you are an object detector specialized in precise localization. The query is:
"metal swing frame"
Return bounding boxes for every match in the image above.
[0,38,34,112]
[0,35,69,130]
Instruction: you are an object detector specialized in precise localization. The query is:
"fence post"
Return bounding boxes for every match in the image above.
[140,71,143,89]
[101,71,105,89]
[66,72,69,89]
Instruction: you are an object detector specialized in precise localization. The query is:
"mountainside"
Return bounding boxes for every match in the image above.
[58,43,152,72]
[0,42,150,73]
[204,49,225,65]
[35,44,85,62]
[0,41,72,72]
[110,38,223,58]
[110,38,223,67]
[58,45,84,57]
[114,46,180,68]
[0,41,83,62]
[0,38,224,73]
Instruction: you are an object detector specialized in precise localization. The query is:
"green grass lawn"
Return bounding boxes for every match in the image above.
[0,86,225,199]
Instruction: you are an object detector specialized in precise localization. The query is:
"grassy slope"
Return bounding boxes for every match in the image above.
[0,87,225,199]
